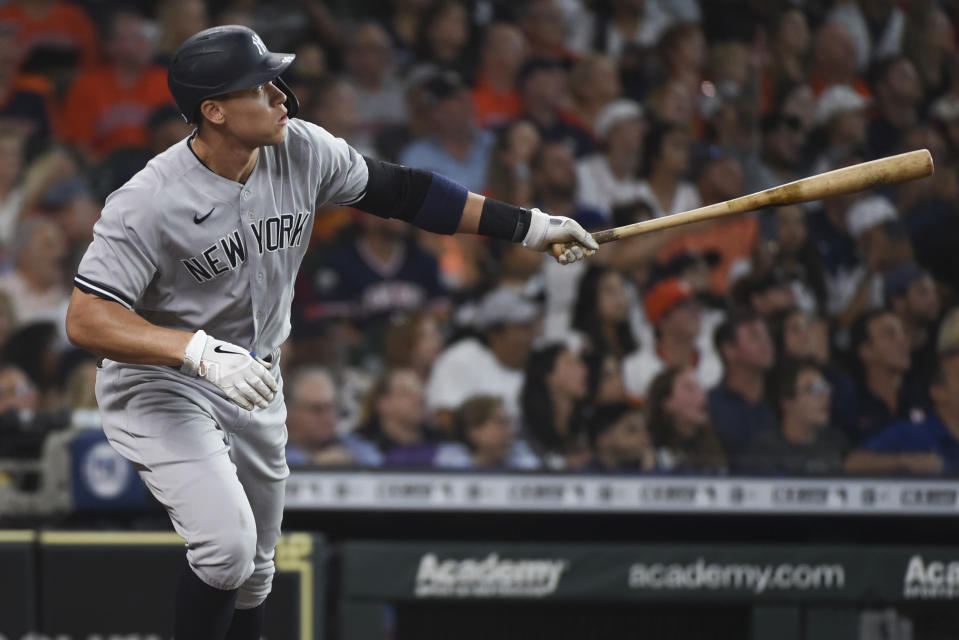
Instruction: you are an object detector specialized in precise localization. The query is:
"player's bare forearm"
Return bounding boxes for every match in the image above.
[65,289,193,366]
[455,192,484,234]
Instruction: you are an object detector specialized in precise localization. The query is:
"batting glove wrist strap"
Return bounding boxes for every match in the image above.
[181,330,278,411]
[181,330,208,376]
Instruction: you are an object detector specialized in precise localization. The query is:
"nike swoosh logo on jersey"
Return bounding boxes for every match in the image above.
[213,345,246,356]
[194,207,214,224]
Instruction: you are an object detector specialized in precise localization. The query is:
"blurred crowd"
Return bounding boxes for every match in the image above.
[0,0,959,482]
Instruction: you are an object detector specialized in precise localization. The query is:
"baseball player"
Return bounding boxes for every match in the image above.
[64,25,597,639]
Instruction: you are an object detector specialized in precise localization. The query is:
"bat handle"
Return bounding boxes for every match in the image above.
[547,229,616,259]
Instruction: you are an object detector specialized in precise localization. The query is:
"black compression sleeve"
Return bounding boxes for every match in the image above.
[478,198,532,242]
[352,156,432,222]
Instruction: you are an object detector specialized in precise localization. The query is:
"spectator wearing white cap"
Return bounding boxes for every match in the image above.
[828,195,912,328]
[810,85,870,175]
[575,99,648,221]
[425,287,540,430]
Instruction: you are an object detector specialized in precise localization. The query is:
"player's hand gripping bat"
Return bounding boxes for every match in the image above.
[550,149,934,259]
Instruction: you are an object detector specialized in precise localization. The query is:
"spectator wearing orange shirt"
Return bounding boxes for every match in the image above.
[60,11,173,161]
[472,23,527,128]
[0,0,98,74]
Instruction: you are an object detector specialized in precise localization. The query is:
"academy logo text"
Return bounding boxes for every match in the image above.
[903,555,959,599]
[628,558,845,594]
[414,553,568,598]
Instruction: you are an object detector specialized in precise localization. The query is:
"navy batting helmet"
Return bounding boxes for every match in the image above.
[167,25,299,124]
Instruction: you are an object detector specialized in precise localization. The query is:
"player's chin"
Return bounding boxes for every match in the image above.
[266,122,288,145]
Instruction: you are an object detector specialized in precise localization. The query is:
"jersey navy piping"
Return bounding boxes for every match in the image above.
[74,274,134,310]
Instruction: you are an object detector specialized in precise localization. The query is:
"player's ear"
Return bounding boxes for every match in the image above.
[199,99,226,126]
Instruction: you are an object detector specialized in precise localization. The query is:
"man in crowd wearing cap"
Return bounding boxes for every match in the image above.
[426,287,539,430]
[621,277,723,402]
[399,71,495,193]
[885,262,940,387]
[742,359,849,475]
[810,84,869,175]
[846,348,959,476]
[518,58,594,158]
[575,98,647,222]
[830,194,912,328]
[585,403,657,473]
[707,311,777,469]
[835,308,928,444]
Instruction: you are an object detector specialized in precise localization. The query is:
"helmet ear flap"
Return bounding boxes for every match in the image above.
[274,76,299,119]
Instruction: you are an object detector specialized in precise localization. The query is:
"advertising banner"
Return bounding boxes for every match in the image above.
[342,542,959,604]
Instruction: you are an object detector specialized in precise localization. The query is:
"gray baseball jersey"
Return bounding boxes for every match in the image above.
[75,118,368,358]
[76,118,368,608]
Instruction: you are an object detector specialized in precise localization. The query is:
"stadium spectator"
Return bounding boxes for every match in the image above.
[382,0,430,68]
[349,368,442,466]
[0,28,56,147]
[867,56,922,160]
[2,322,62,409]
[308,76,370,155]
[531,141,606,232]
[38,178,99,276]
[636,121,699,218]
[902,4,956,107]
[571,265,638,361]
[568,0,675,59]
[435,395,540,469]
[568,55,622,136]
[0,218,68,330]
[831,195,912,328]
[414,0,472,78]
[657,22,706,97]
[708,312,777,467]
[343,22,410,151]
[744,112,806,194]
[764,205,829,315]
[846,349,959,476]
[808,22,868,98]
[383,310,444,383]
[517,0,574,62]
[622,277,722,401]
[284,367,354,467]
[589,353,629,405]
[155,0,210,65]
[762,7,811,101]
[518,58,595,157]
[426,287,538,425]
[810,85,870,175]
[743,360,849,475]
[646,367,727,474]
[399,71,494,193]
[304,213,448,357]
[646,76,697,131]
[585,402,656,473]
[838,309,929,445]
[827,0,905,73]
[575,99,647,221]
[91,104,193,202]
[484,119,540,207]
[884,263,940,387]
[472,23,527,127]
[730,269,798,320]
[60,10,173,161]
[0,0,99,75]
[521,343,592,470]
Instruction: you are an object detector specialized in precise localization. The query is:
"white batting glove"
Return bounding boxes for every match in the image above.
[522,207,599,265]
[181,330,278,410]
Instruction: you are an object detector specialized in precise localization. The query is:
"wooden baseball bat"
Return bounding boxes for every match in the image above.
[551,148,933,258]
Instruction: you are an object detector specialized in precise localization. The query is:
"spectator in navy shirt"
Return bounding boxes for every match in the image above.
[845,349,959,476]
[585,403,657,473]
[835,309,928,445]
[743,360,849,476]
[707,311,777,470]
